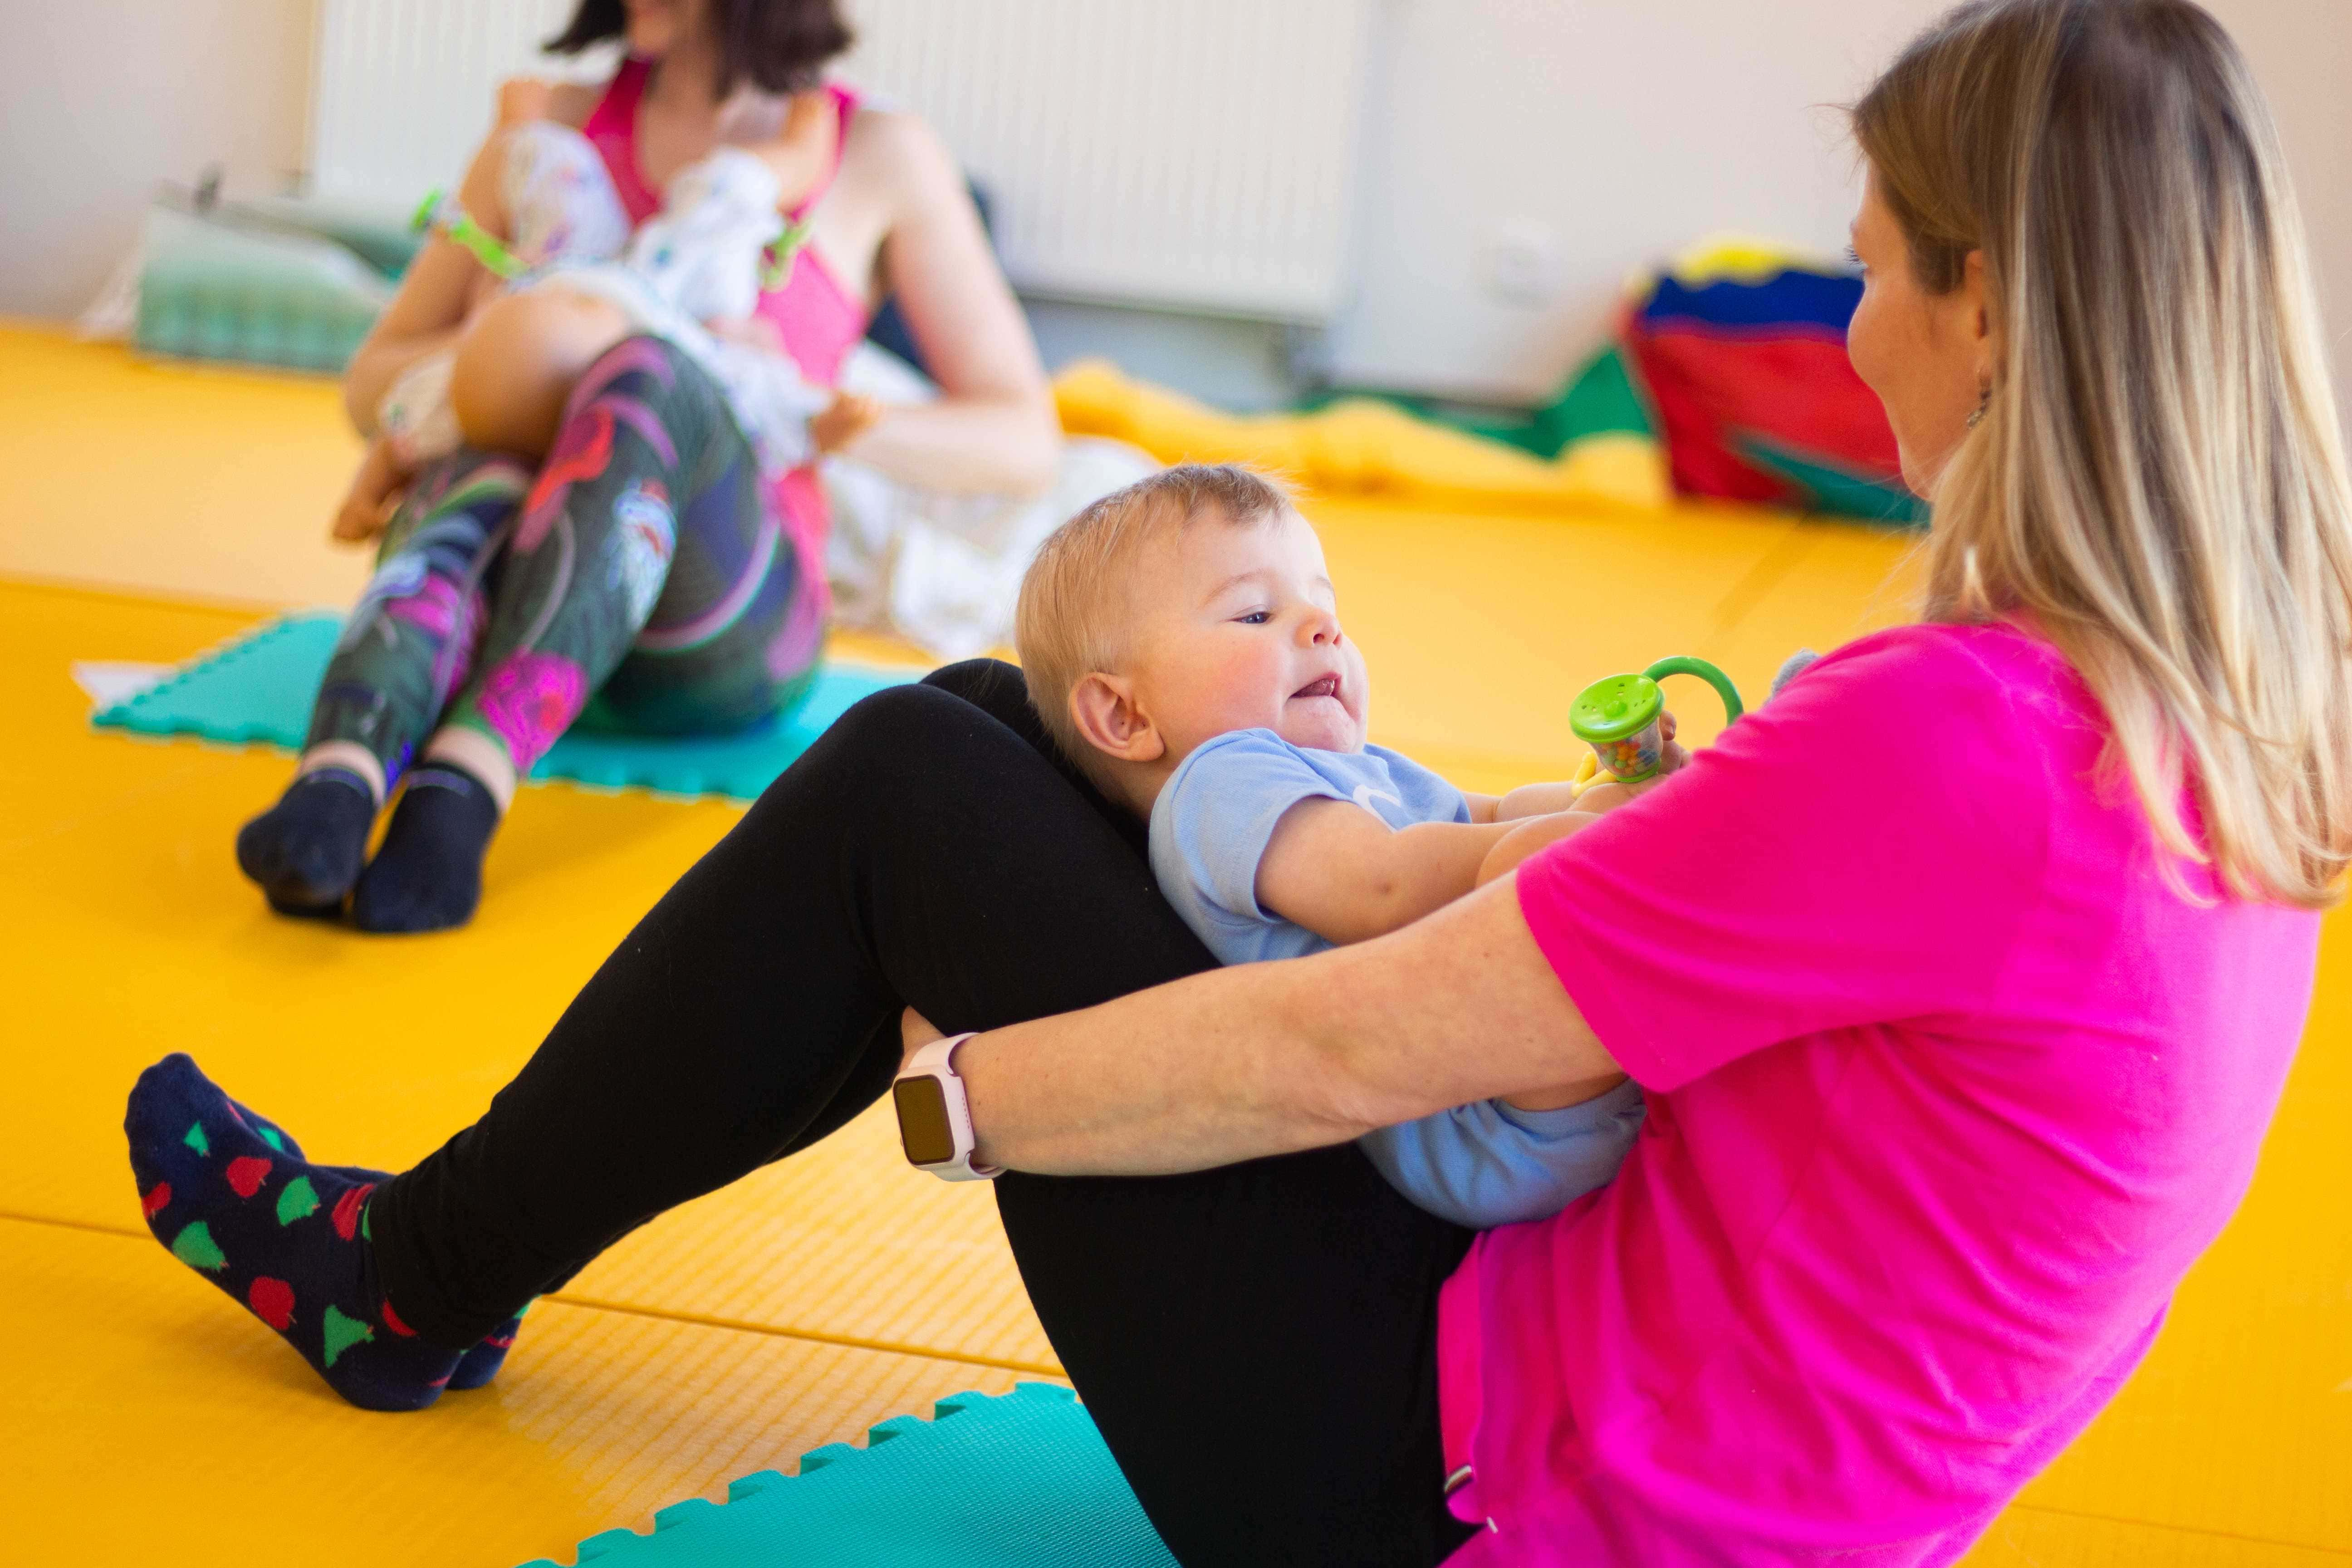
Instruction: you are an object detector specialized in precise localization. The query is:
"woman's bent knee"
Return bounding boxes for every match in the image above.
[822,683,987,769]
[450,289,630,456]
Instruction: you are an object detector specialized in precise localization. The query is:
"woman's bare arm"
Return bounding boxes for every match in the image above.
[834,112,1060,495]
[940,873,1621,1175]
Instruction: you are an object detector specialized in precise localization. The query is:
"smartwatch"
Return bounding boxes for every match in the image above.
[892,1032,1002,1181]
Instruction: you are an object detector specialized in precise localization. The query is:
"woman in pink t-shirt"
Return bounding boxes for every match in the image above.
[914,1,2352,1561]
[124,0,2347,1561]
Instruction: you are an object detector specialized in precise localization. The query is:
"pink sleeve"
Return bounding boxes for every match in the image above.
[1515,627,2052,1092]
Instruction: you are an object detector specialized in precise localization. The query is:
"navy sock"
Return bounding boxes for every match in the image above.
[448,1306,529,1390]
[235,768,377,915]
[126,1054,483,1411]
[217,1093,526,1389]
[350,764,501,934]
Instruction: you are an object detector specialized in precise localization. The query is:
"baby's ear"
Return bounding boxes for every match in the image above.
[1068,672,1165,764]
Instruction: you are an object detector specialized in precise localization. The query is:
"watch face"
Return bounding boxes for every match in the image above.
[893,1076,959,1166]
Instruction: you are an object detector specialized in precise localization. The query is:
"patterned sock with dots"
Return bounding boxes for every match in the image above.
[125,1053,495,1411]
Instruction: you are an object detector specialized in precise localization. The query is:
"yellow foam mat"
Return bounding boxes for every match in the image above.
[0,325,370,611]
[0,1218,1024,1567]
[2,328,2347,1564]
[1975,1511,2352,1567]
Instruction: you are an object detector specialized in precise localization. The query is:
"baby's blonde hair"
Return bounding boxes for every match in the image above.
[1016,464,1292,759]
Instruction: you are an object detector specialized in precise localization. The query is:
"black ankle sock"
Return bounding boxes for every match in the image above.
[235,768,377,913]
[350,763,501,934]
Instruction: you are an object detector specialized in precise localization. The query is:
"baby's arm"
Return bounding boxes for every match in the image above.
[1253,799,1521,947]
[1476,809,1600,888]
[1494,779,1584,820]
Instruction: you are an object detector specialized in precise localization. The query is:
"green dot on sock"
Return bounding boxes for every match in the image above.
[361,1201,371,1244]
[170,1220,227,1272]
[182,1122,210,1157]
[257,1126,285,1152]
[275,1175,320,1226]
[322,1303,375,1368]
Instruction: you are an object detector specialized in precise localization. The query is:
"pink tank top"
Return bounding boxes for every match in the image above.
[581,60,870,621]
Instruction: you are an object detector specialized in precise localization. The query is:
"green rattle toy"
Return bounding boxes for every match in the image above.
[1569,655,1744,792]
[411,189,525,279]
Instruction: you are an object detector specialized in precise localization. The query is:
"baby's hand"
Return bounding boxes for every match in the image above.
[331,440,408,544]
[1577,711,1690,814]
[811,391,882,456]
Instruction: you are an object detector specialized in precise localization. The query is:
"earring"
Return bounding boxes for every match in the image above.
[1966,387,1989,430]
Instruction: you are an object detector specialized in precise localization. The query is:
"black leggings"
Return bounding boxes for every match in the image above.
[371,660,1479,1567]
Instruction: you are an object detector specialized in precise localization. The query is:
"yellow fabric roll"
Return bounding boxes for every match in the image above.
[1051,358,1671,512]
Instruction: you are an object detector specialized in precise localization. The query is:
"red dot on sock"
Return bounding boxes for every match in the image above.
[225,1156,273,1199]
[140,1182,172,1220]
[248,1276,296,1331]
[331,1182,375,1242]
[381,1298,417,1338]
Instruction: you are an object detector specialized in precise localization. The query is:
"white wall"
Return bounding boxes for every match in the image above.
[1332,0,2352,422]
[0,0,315,321]
[1,0,2342,433]
[2206,0,2352,414]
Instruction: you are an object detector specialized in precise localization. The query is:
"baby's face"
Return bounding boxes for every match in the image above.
[1125,509,1371,760]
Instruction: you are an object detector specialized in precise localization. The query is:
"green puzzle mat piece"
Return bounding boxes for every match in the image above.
[524,1384,1176,1568]
[91,613,919,802]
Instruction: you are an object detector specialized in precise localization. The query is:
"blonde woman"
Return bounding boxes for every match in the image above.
[127,0,2346,1561]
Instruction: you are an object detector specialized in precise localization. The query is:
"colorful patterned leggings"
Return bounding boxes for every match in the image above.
[309,335,825,785]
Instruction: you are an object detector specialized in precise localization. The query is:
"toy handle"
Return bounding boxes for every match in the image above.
[410,188,525,279]
[1641,656,1744,726]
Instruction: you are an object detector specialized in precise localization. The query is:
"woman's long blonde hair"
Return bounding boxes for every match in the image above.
[1856,0,2352,907]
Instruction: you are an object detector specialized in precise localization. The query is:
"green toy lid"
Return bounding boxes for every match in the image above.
[1570,672,1663,743]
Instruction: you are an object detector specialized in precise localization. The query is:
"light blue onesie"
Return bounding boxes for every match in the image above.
[1147,728,1646,1229]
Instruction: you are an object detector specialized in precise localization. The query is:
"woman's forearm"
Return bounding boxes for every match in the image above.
[839,392,1061,496]
[954,874,1620,1175]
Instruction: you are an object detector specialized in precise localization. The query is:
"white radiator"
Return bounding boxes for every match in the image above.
[838,0,1373,320]
[309,0,598,208]
[309,0,1373,322]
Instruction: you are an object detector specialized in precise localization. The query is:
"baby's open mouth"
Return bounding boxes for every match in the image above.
[1293,675,1342,701]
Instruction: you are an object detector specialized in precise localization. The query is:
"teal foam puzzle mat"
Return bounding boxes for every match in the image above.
[92,613,921,802]
[521,1384,1175,1568]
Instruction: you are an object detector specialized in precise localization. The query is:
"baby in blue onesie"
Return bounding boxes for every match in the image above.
[1011,464,1651,1228]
